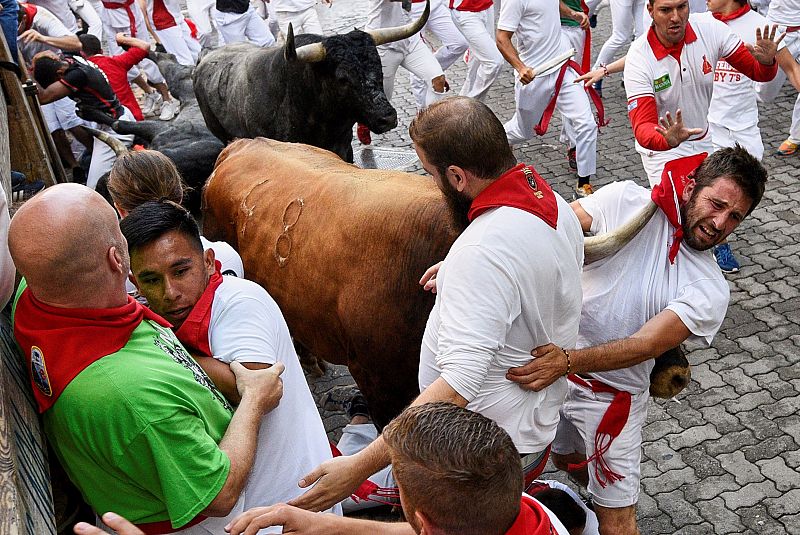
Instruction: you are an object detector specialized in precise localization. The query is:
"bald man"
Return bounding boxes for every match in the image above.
[9,184,285,534]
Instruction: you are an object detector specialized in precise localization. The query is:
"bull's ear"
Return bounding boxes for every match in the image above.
[284,23,297,61]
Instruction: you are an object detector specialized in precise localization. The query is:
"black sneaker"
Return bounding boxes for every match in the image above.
[345,393,371,421]
[12,177,45,201]
[589,13,597,27]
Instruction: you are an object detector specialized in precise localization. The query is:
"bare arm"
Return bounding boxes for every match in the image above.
[37,81,73,104]
[496,29,535,84]
[193,357,270,405]
[201,362,285,516]
[559,1,588,29]
[19,29,81,52]
[574,56,625,86]
[777,47,800,92]
[570,200,593,233]
[507,310,691,391]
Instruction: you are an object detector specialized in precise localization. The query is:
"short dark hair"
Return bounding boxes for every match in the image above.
[32,53,65,88]
[530,488,587,532]
[80,34,103,56]
[120,200,203,257]
[409,96,517,181]
[692,144,767,216]
[382,403,523,535]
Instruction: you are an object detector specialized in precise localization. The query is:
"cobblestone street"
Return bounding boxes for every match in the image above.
[301,2,800,532]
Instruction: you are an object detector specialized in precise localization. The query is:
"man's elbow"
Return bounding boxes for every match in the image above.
[65,37,82,52]
[202,488,239,517]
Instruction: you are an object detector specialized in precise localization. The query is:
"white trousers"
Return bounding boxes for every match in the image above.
[337,423,397,513]
[379,37,446,107]
[559,26,587,149]
[709,122,764,161]
[187,0,218,47]
[638,138,714,188]
[215,6,276,46]
[409,0,468,107]
[69,0,103,38]
[154,23,201,66]
[87,107,136,190]
[593,0,645,69]
[275,7,323,36]
[42,98,84,133]
[756,26,800,143]
[505,67,598,177]
[450,7,503,101]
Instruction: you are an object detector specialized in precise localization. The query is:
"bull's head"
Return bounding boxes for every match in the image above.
[583,201,658,264]
[281,0,430,134]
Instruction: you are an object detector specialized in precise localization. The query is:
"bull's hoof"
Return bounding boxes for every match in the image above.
[650,346,691,399]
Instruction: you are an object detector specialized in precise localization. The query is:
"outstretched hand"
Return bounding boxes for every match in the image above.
[287,455,366,512]
[747,24,783,65]
[506,343,569,391]
[654,109,704,148]
[419,261,442,293]
[574,67,605,87]
[226,504,340,535]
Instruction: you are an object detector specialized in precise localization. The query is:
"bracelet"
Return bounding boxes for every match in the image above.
[562,348,571,376]
[601,63,610,77]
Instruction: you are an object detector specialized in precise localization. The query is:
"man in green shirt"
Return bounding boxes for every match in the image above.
[10,184,285,533]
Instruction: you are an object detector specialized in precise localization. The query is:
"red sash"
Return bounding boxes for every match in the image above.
[101,0,138,37]
[505,496,555,535]
[14,288,170,413]
[468,163,559,229]
[174,261,224,358]
[535,60,607,137]
[580,0,591,73]
[651,153,708,264]
[566,374,630,487]
[712,3,749,22]
[20,3,38,32]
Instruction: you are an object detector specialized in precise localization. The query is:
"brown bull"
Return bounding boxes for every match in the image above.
[202,138,462,428]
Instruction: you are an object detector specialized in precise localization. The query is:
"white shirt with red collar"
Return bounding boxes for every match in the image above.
[448,0,492,13]
[624,14,777,153]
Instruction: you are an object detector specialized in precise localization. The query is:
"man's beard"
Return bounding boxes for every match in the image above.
[680,196,719,251]
[440,177,472,232]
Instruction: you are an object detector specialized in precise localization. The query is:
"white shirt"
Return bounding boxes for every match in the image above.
[272,0,316,13]
[29,0,79,32]
[765,0,800,26]
[624,15,741,153]
[18,5,74,62]
[497,0,569,69]
[207,276,340,531]
[100,0,147,30]
[577,181,729,394]
[701,9,777,130]
[419,197,584,455]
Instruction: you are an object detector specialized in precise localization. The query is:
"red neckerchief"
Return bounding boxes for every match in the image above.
[647,22,698,61]
[505,496,554,535]
[14,288,170,413]
[650,153,708,264]
[174,261,224,358]
[467,164,559,229]
[20,3,38,32]
[713,3,750,22]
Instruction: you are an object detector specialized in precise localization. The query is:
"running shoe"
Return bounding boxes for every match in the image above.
[776,139,798,156]
[714,243,740,274]
[159,98,181,121]
[567,147,577,172]
[141,91,163,116]
[574,183,594,199]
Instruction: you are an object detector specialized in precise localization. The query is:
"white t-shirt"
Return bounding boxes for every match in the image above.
[766,0,800,26]
[701,9,777,130]
[18,5,74,63]
[534,480,600,535]
[497,0,570,69]
[29,0,79,32]
[624,15,741,153]
[207,276,340,530]
[272,0,316,13]
[365,0,421,51]
[419,196,585,455]
[576,181,729,394]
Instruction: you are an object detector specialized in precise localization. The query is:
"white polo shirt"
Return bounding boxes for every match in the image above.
[418,196,584,455]
[700,8,775,130]
[576,181,729,394]
[624,15,741,153]
[497,0,570,69]
[766,0,800,26]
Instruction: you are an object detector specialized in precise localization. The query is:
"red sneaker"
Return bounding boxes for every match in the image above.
[357,123,372,145]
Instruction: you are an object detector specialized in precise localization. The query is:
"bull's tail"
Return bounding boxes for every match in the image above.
[112,120,169,143]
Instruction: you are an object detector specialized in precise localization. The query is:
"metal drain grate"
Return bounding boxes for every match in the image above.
[353,147,419,170]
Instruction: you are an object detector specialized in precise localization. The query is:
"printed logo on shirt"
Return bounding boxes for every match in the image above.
[654,74,672,92]
[30,346,52,396]
[522,167,544,199]
[702,55,713,75]
[627,99,639,112]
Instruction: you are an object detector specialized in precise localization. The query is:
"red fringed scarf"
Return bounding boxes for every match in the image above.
[505,496,555,535]
[174,261,224,358]
[468,164,559,229]
[14,288,170,413]
[651,153,708,264]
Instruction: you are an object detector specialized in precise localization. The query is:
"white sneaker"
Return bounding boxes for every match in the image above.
[159,98,180,121]
[141,91,163,116]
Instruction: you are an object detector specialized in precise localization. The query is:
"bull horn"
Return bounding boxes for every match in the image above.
[583,201,658,264]
[85,126,129,158]
[367,0,429,47]
[288,23,328,63]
